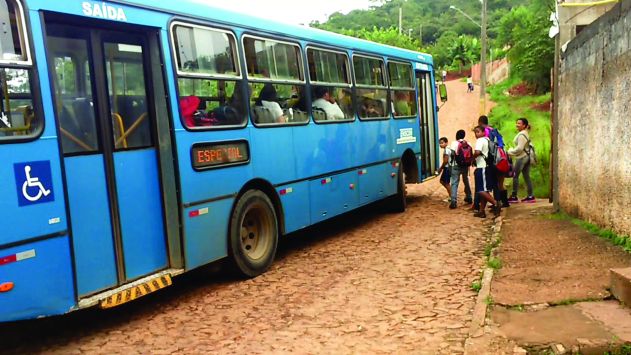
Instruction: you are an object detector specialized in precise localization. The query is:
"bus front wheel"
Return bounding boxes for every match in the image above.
[229,190,279,278]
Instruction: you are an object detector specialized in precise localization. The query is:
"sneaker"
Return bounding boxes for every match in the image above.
[521,196,536,203]
[507,196,519,203]
[449,202,457,209]
[474,211,486,218]
[464,197,473,204]
[493,205,502,217]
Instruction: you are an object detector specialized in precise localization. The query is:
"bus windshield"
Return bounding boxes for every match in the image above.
[0,0,40,141]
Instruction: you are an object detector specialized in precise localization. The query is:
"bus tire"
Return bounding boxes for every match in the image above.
[228,190,279,278]
[389,165,407,213]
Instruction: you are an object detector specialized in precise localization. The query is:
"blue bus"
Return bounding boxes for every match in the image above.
[0,0,444,322]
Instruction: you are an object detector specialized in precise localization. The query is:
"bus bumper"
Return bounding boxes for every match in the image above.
[0,235,75,322]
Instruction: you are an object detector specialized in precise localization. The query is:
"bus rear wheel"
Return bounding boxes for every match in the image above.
[229,190,278,278]
[388,164,407,213]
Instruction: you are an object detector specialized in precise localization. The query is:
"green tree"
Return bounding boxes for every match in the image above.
[496,0,554,92]
[341,27,421,51]
[447,35,481,71]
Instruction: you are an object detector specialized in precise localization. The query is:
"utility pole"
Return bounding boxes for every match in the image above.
[419,24,423,46]
[480,0,487,115]
[399,7,402,35]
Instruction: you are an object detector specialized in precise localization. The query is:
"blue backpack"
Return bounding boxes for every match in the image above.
[487,127,505,148]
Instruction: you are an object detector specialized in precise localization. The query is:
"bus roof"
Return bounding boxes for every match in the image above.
[117,0,434,66]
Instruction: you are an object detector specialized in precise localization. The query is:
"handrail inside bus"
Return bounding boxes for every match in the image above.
[115,112,147,147]
[60,127,94,151]
[111,112,127,148]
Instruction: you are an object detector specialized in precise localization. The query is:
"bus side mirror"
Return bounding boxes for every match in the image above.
[439,84,448,103]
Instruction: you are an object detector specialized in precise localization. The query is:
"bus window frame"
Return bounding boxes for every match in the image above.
[351,53,390,121]
[169,21,248,131]
[387,59,417,120]
[0,0,31,66]
[0,0,44,145]
[241,33,308,128]
[305,45,355,125]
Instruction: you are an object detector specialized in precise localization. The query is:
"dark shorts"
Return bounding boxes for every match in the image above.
[474,167,496,193]
[440,168,451,184]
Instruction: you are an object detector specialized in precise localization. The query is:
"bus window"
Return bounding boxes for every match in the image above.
[0,0,40,141]
[388,61,417,118]
[172,23,246,128]
[104,42,153,150]
[353,55,389,120]
[307,48,353,122]
[243,36,307,125]
[49,35,99,154]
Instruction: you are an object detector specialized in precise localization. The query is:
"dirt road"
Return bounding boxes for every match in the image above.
[0,79,494,354]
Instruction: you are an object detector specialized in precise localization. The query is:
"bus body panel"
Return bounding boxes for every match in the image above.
[276,181,310,233]
[250,126,296,184]
[65,155,118,296]
[183,198,233,270]
[113,150,169,280]
[309,170,359,224]
[0,140,67,246]
[0,236,75,322]
[174,129,253,205]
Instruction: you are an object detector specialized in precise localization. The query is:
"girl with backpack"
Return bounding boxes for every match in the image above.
[507,118,535,203]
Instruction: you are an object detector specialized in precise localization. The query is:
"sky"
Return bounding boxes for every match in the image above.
[190,0,375,26]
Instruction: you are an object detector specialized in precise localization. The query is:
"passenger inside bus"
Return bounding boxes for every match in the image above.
[393,91,412,116]
[361,97,385,118]
[253,83,286,124]
[312,86,345,121]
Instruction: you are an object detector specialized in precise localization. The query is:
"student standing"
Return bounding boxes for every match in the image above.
[436,137,453,201]
[449,129,473,209]
[472,126,500,218]
[508,118,536,203]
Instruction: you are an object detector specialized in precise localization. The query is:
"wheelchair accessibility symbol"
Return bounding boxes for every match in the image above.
[14,161,55,206]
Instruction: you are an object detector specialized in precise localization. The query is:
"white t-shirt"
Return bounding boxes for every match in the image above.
[442,70,447,77]
[443,146,455,167]
[261,100,284,121]
[475,137,489,168]
[312,98,345,120]
[466,77,473,84]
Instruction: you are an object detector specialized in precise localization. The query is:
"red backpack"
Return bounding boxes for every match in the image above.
[455,140,474,167]
[486,138,511,173]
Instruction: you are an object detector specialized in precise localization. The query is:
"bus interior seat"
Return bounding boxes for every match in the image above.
[252,106,274,124]
[312,107,328,121]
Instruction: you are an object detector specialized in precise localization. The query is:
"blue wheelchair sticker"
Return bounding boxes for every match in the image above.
[14,161,55,206]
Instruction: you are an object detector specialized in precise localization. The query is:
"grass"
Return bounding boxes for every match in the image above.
[488,76,551,198]
[471,280,482,293]
[487,257,502,270]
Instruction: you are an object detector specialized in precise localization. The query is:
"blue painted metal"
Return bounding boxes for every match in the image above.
[183,199,233,270]
[309,171,359,224]
[114,150,168,280]
[64,155,118,296]
[276,181,310,234]
[0,236,75,322]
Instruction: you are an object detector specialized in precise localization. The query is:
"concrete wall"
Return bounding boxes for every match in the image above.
[471,58,510,85]
[558,0,615,46]
[559,0,631,236]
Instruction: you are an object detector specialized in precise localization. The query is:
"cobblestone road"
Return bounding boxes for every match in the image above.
[1,80,492,354]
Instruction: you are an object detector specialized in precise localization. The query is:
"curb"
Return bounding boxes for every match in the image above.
[464,215,504,354]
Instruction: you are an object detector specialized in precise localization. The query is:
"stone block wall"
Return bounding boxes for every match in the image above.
[559,0,631,236]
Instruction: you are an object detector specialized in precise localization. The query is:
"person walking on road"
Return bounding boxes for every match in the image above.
[449,129,473,209]
[508,118,536,203]
[436,137,453,202]
[466,75,474,93]
[442,69,447,83]
[472,126,500,218]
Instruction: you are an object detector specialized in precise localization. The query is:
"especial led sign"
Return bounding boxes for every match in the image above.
[191,141,249,170]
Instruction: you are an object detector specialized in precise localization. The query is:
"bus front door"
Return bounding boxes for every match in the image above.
[47,23,168,297]
[416,71,439,180]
